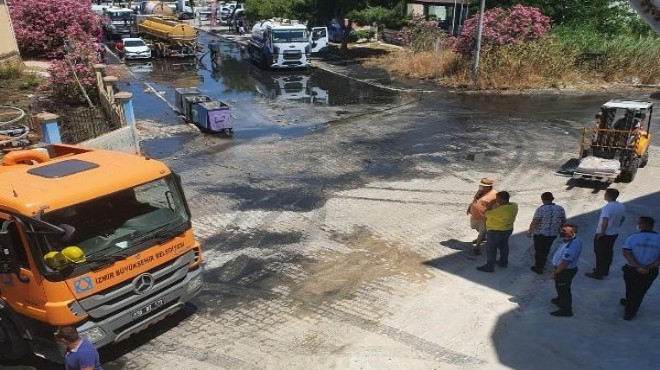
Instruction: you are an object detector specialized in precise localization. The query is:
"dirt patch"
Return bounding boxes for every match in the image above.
[288,227,432,314]
[0,72,43,111]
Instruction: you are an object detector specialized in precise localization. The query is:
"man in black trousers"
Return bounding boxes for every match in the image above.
[550,224,582,317]
[620,216,660,320]
[528,192,566,274]
[586,188,626,280]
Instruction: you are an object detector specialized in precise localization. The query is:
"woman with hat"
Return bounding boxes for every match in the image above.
[467,177,496,255]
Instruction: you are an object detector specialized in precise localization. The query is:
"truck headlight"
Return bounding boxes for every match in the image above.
[186,274,203,294]
[79,327,106,344]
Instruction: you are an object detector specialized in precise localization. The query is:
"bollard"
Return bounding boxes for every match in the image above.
[103,76,119,102]
[115,91,139,154]
[93,64,107,91]
[36,112,61,144]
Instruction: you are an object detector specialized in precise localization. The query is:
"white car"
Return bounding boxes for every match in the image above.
[121,38,152,60]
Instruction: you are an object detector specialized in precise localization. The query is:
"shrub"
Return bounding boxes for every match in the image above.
[349,30,376,42]
[398,14,447,53]
[0,63,24,80]
[476,37,577,89]
[45,41,100,104]
[8,0,101,59]
[451,5,551,55]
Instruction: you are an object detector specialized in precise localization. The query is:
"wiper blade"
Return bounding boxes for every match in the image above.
[88,253,129,270]
[132,222,187,246]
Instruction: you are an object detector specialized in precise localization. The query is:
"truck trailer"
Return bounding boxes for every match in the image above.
[247,19,328,69]
[133,15,198,58]
[0,145,203,362]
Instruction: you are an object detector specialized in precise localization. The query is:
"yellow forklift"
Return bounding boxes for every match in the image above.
[574,100,653,183]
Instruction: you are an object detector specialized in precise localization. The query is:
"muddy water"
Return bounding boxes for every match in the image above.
[119,34,409,157]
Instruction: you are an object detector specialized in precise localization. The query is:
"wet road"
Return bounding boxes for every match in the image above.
[4,32,660,369]
[116,33,402,158]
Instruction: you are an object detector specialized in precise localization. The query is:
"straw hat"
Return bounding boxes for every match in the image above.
[478,177,495,187]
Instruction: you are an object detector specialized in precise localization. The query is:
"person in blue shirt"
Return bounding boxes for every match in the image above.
[620,216,660,321]
[55,326,104,370]
[549,224,582,317]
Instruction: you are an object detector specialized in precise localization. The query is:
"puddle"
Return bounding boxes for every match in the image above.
[123,33,402,154]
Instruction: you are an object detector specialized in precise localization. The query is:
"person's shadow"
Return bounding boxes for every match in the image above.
[439,238,473,251]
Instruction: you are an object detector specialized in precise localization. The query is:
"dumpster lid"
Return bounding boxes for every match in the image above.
[198,101,229,109]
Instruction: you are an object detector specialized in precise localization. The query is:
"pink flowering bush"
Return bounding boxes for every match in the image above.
[46,41,100,104]
[8,0,101,58]
[450,5,551,55]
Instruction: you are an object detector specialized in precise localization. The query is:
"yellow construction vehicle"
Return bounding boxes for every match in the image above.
[574,100,653,183]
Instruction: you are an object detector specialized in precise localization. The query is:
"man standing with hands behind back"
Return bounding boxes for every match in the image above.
[620,216,660,321]
[550,224,582,317]
[586,188,626,280]
[467,177,497,255]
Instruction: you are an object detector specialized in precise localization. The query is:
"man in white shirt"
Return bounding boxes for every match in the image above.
[586,188,626,280]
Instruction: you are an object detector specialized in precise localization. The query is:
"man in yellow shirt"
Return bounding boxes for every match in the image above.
[477,191,519,272]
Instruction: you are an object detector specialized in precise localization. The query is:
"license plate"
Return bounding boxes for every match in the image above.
[131,299,164,319]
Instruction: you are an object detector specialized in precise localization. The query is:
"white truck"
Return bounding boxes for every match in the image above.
[248,66,329,104]
[247,19,328,69]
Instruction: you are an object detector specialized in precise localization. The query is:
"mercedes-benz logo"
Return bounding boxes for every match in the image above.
[133,273,155,294]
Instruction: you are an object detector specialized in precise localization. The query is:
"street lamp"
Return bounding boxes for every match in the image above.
[471,0,485,85]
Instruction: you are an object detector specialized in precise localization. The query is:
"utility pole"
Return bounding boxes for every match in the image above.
[471,0,486,85]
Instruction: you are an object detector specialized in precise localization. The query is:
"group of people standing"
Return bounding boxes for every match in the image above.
[467,178,660,320]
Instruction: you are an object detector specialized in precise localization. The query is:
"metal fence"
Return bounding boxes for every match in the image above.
[29,99,118,144]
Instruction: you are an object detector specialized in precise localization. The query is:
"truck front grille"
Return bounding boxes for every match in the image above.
[78,251,194,320]
[283,52,302,60]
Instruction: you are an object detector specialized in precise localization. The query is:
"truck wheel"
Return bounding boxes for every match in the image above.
[618,158,639,183]
[640,149,649,168]
[0,313,29,359]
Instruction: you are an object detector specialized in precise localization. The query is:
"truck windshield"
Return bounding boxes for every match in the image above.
[272,29,309,43]
[39,175,189,263]
[108,11,132,22]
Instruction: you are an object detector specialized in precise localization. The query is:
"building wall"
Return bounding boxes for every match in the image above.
[407,4,424,16]
[0,0,22,64]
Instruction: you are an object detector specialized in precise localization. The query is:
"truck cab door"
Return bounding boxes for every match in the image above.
[0,220,45,318]
[310,27,329,53]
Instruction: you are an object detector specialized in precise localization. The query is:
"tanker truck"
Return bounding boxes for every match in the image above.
[140,1,175,17]
[133,15,198,58]
[247,19,328,69]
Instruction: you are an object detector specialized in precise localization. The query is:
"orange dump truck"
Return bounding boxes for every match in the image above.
[0,145,203,362]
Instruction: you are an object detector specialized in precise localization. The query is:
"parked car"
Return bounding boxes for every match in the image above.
[121,37,152,60]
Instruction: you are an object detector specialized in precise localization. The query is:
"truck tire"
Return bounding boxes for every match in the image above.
[640,149,649,168]
[0,312,29,359]
[618,158,639,183]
